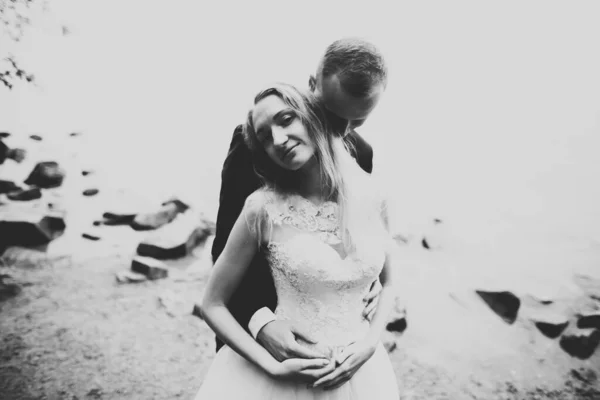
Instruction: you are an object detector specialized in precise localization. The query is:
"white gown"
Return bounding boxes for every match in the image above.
[195,190,399,399]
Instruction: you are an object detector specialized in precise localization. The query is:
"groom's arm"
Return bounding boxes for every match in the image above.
[212,125,259,263]
[211,126,274,341]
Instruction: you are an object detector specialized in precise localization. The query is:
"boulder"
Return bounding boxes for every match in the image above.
[0,207,66,249]
[476,290,521,324]
[559,327,600,359]
[81,233,101,241]
[386,300,408,333]
[131,202,184,231]
[115,270,147,284]
[136,213,214,259]
[530,311,569,338]
[24,161,65,188]
[577,311,600,329]
[101,212,136,225]
[0,132,10,138]
[192,303,203,319]
[131,256,168,280]
[29,134,43,141]
[0,180,20,194]
[83,188,99,197]
[7,187,42,201]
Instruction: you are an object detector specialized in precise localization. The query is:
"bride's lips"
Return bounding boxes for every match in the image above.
[282,144,299,161]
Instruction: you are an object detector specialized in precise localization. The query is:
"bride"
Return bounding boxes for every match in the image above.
[196,83,399,399]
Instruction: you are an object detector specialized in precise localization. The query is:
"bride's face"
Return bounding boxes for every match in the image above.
[252,95,316,171]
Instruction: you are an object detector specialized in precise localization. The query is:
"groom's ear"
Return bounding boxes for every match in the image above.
[308,75,316,92]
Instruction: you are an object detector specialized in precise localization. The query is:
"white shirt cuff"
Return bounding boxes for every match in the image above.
[248,307,276,339]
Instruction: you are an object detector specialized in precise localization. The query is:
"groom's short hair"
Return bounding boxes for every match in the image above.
[319,38,388,97]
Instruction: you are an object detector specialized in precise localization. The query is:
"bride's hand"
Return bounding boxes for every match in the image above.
[311,340,377,390]
[269,358,334,383]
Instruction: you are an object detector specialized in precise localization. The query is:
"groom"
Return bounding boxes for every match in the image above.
[211,37,388,387]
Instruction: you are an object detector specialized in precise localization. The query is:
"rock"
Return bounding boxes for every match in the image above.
[115,270,147,284]
[69,132,82,137]
[192,303,203,319]
[0,274,22,301]
[0,208,66,248]
[386,317,407,333]
[531,312,569,338]
[7,187,42,201]
[81,170,94,176]
[29,134,43,141]
[131,256,168,280]
[24,161,65,189]
[577,311,600,329]
[476,290,521,324]
[82,233,101,241]
[161,197,191,213]
[0,180,20,194]
[83,188,99,197]
[131,202,183,231]
[559,328,600,359]
[101,212,136,225]
[136,213,214,260]
[0,132,10,138]
[386,301,408,333]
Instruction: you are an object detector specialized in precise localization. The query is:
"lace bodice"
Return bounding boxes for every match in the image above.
[246,189,388,357]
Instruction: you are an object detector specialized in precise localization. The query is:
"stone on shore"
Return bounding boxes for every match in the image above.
[577,311,600,329]
[115,270,148,284]
[131,201,186,231]
[559,327,600,359]
[82,188,99,197]
[131,256,168,280]
[0,206,66,250]
[136,212,214,260]
[0,180,20,194]
[530,311,570,338]
[24,161,65,189]
[7,187,42,201]
[476,290,521,324]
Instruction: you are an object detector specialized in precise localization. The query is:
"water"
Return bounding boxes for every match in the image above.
[2,0,600,275]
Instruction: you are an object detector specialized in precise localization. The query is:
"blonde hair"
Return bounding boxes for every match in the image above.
[243,83,381,253]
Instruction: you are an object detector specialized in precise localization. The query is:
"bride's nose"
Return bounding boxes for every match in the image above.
[272,126,289,146]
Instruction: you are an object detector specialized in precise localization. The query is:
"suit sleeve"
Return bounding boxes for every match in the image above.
[0,140,8,165]
[211,125,261,264]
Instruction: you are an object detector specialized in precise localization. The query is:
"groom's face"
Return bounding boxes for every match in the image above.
[310,73,384,135]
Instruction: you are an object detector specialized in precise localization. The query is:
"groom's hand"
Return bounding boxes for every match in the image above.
[257,320,325,362]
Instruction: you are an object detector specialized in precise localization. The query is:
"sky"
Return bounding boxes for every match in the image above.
[2,0,600,252]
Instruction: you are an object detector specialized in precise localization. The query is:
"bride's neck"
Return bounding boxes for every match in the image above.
[295,156,324,202]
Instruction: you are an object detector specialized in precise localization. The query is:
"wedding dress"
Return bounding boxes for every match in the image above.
[194,189,399,399]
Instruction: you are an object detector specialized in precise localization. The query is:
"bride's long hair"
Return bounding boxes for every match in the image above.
[242,83,380,253]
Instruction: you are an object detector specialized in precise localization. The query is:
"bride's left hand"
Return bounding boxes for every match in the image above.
[311,339,377,390]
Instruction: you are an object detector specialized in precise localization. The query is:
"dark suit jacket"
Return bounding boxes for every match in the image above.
[211,124,373,351]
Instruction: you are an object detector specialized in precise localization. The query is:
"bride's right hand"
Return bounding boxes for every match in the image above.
[269,358,334,382]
